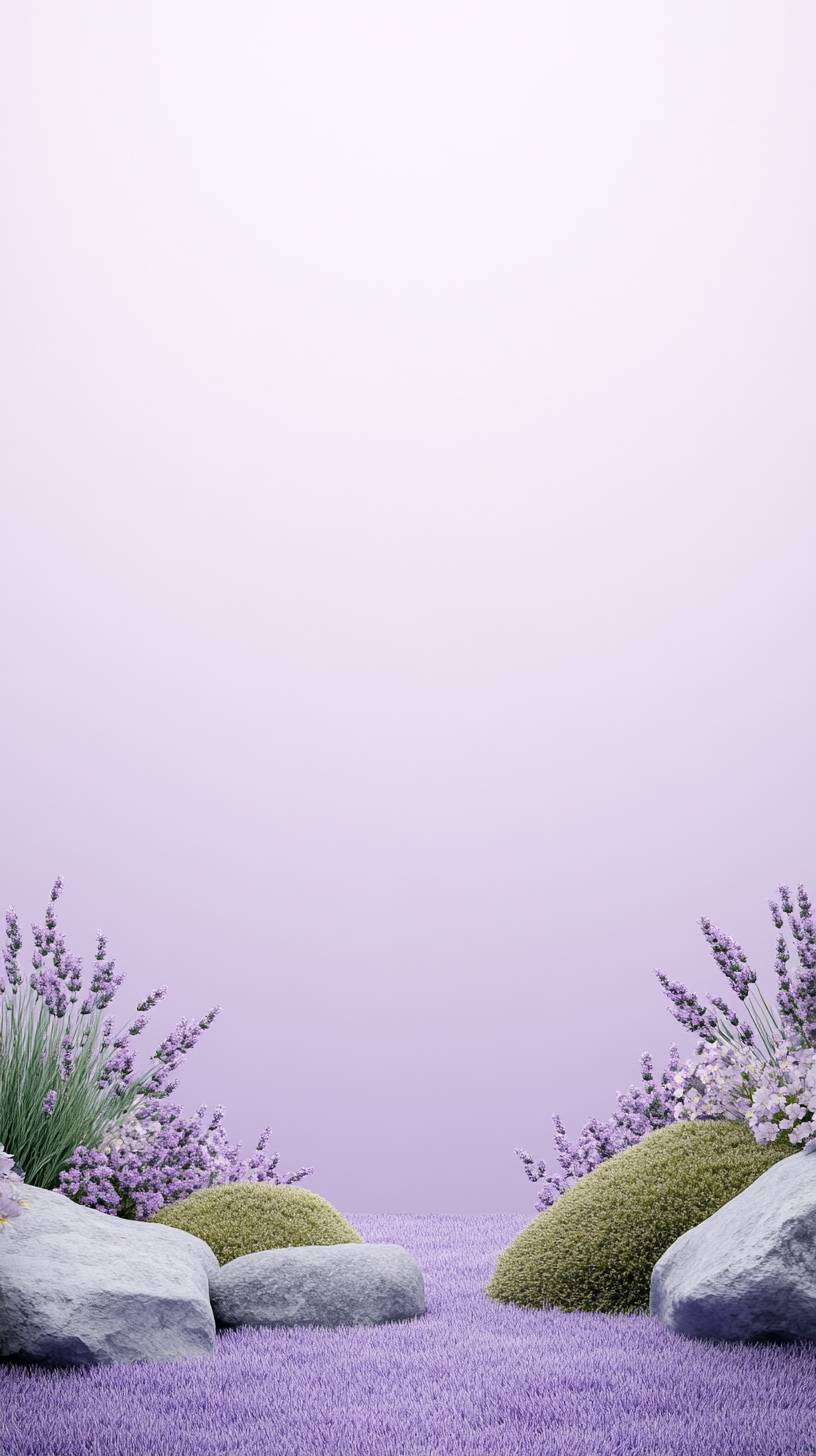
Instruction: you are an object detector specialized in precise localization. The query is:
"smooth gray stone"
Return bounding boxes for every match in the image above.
[0,1184,218,1365]
[210,1242,426,1328]
[650,1150,816,1341]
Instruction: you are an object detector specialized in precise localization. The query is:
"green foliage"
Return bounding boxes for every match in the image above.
[487,1120,794,1314]
[1,888,150,1189]
[150,1181,363,1264]
[0,1014,130,1191]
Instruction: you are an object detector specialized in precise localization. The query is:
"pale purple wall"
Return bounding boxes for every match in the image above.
[2,3,815,1212]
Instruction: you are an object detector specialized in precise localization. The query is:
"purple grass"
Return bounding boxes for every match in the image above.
[3,1214,816,1456]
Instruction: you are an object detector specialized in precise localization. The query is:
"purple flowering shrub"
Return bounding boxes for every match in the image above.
[0,1144,24,1225]
[0,878,221,1189]
[60,1101,313,1219]
[661,884,816,1150]
[516,1049,681,1211]
[519,883,816,1209]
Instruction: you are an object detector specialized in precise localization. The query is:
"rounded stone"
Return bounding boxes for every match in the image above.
[209,1241,426,1328]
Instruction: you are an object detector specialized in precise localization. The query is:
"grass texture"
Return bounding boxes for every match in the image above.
[149,1182,362,1264]
[3,1212,816,1456]
[487,1120,794,1314]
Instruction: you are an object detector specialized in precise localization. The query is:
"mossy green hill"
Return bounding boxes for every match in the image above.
[150,1182,362,1265]
[487,1119,794,1314]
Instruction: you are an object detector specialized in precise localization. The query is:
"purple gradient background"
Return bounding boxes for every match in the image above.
[2,4,815,1213]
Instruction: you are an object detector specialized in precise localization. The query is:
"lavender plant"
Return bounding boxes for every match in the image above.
[518,883,816,1211]
[657,883,816,1150]
[656,883,816,1063]
[516,1049,681,1211]
[60,1100,313,1219]
[0,878,220,1190]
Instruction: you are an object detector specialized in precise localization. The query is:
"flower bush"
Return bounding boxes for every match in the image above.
[516,1049,681,1211]
[0,1144,23,1225]
[518,882,816,1208]
[673,1036,816,1148]
[1,878,310,1212]
[0,878,219,1189]
[660,883,816,1152]
[60,1100,313,1219]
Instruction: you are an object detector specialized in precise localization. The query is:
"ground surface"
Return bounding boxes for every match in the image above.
[3,1213,816,1455]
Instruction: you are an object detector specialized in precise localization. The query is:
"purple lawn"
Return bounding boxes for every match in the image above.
[3,1213,816,1456]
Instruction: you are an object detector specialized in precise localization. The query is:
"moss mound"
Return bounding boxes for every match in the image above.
[487,1120,794,1314]
[150,1182,363,1265]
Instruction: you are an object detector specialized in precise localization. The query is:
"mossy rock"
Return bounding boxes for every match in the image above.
[487,1120,795,1315]
[150,1183,362,1265]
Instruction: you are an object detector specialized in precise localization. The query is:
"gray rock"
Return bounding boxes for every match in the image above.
[650,1150,816,1341]
[210,1242,426,1328]
[0,1184,218,1365]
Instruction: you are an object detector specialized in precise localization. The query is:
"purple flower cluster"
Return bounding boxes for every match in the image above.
[770,884,816,1042]
[699,917,756,1000]
[59,1100,313,1219]
[25,877,85,1018]
[137,1007,221,1099]
[673,1036,816,1148]
[516,1048,681,1211]
[1,908,23,994]
[654,973,721,1044]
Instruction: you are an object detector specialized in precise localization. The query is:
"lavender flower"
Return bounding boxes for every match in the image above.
[59,1037,74,1081]
[2,908,23,994]
[136,986,167,1014]
[700,918,756,1000]
[58,1146,120,1212]
[89,952,124,1011]
[783,885,816,1042]
[516,1047,681,1212]
[64,955,83,1002]
[41,1091,57,1117]
[654,973,719,1040]
[60,1100,313,1219]
[146,1009,221,1094]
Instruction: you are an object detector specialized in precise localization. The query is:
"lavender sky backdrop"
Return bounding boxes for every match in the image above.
[2,3,815,1212]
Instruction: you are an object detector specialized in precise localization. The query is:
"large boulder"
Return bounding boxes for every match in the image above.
[210,1242,426,1328]
[0,1184,218,1365]
[650,1147,816,1341]
[487,1120,794,1314]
